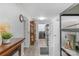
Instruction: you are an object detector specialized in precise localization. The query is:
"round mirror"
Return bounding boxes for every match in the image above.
[19,14,24,22]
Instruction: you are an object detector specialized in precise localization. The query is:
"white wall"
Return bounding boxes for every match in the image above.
[0,3,25,38]
[49,16,60,56]
[38,24,46,31]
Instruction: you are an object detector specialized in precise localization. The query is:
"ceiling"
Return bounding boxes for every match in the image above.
[61,4,79,14]
[16,3,73,19]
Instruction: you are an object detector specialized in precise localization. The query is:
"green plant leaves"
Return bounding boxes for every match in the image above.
[1,32,13,40]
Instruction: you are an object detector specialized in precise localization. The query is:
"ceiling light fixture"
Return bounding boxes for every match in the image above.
[38,17,46,20]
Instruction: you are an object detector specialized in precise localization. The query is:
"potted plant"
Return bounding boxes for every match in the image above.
[1,32,13,44]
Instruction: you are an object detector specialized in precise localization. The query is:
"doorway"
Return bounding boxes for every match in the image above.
[38,24,49,55]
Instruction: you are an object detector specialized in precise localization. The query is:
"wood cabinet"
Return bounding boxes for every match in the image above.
[30,20,36,45]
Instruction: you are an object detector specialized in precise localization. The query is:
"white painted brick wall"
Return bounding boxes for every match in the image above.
[49,16,60,56]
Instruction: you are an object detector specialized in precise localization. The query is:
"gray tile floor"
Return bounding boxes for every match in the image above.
[40,47,49,55]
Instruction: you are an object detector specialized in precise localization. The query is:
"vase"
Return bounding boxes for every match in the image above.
[2,39,11,44]
[0,39,2,46]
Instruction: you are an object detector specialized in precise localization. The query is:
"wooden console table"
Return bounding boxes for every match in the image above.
[0,38,24,56]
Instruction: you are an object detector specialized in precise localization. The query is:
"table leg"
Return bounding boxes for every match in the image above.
[18,45,21,56]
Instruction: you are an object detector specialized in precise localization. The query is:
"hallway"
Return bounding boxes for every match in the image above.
[0,3,74,56]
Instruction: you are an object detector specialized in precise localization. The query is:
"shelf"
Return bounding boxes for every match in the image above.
[61,28,79,32]
[62,47,79,56]
[61,22,79,32]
